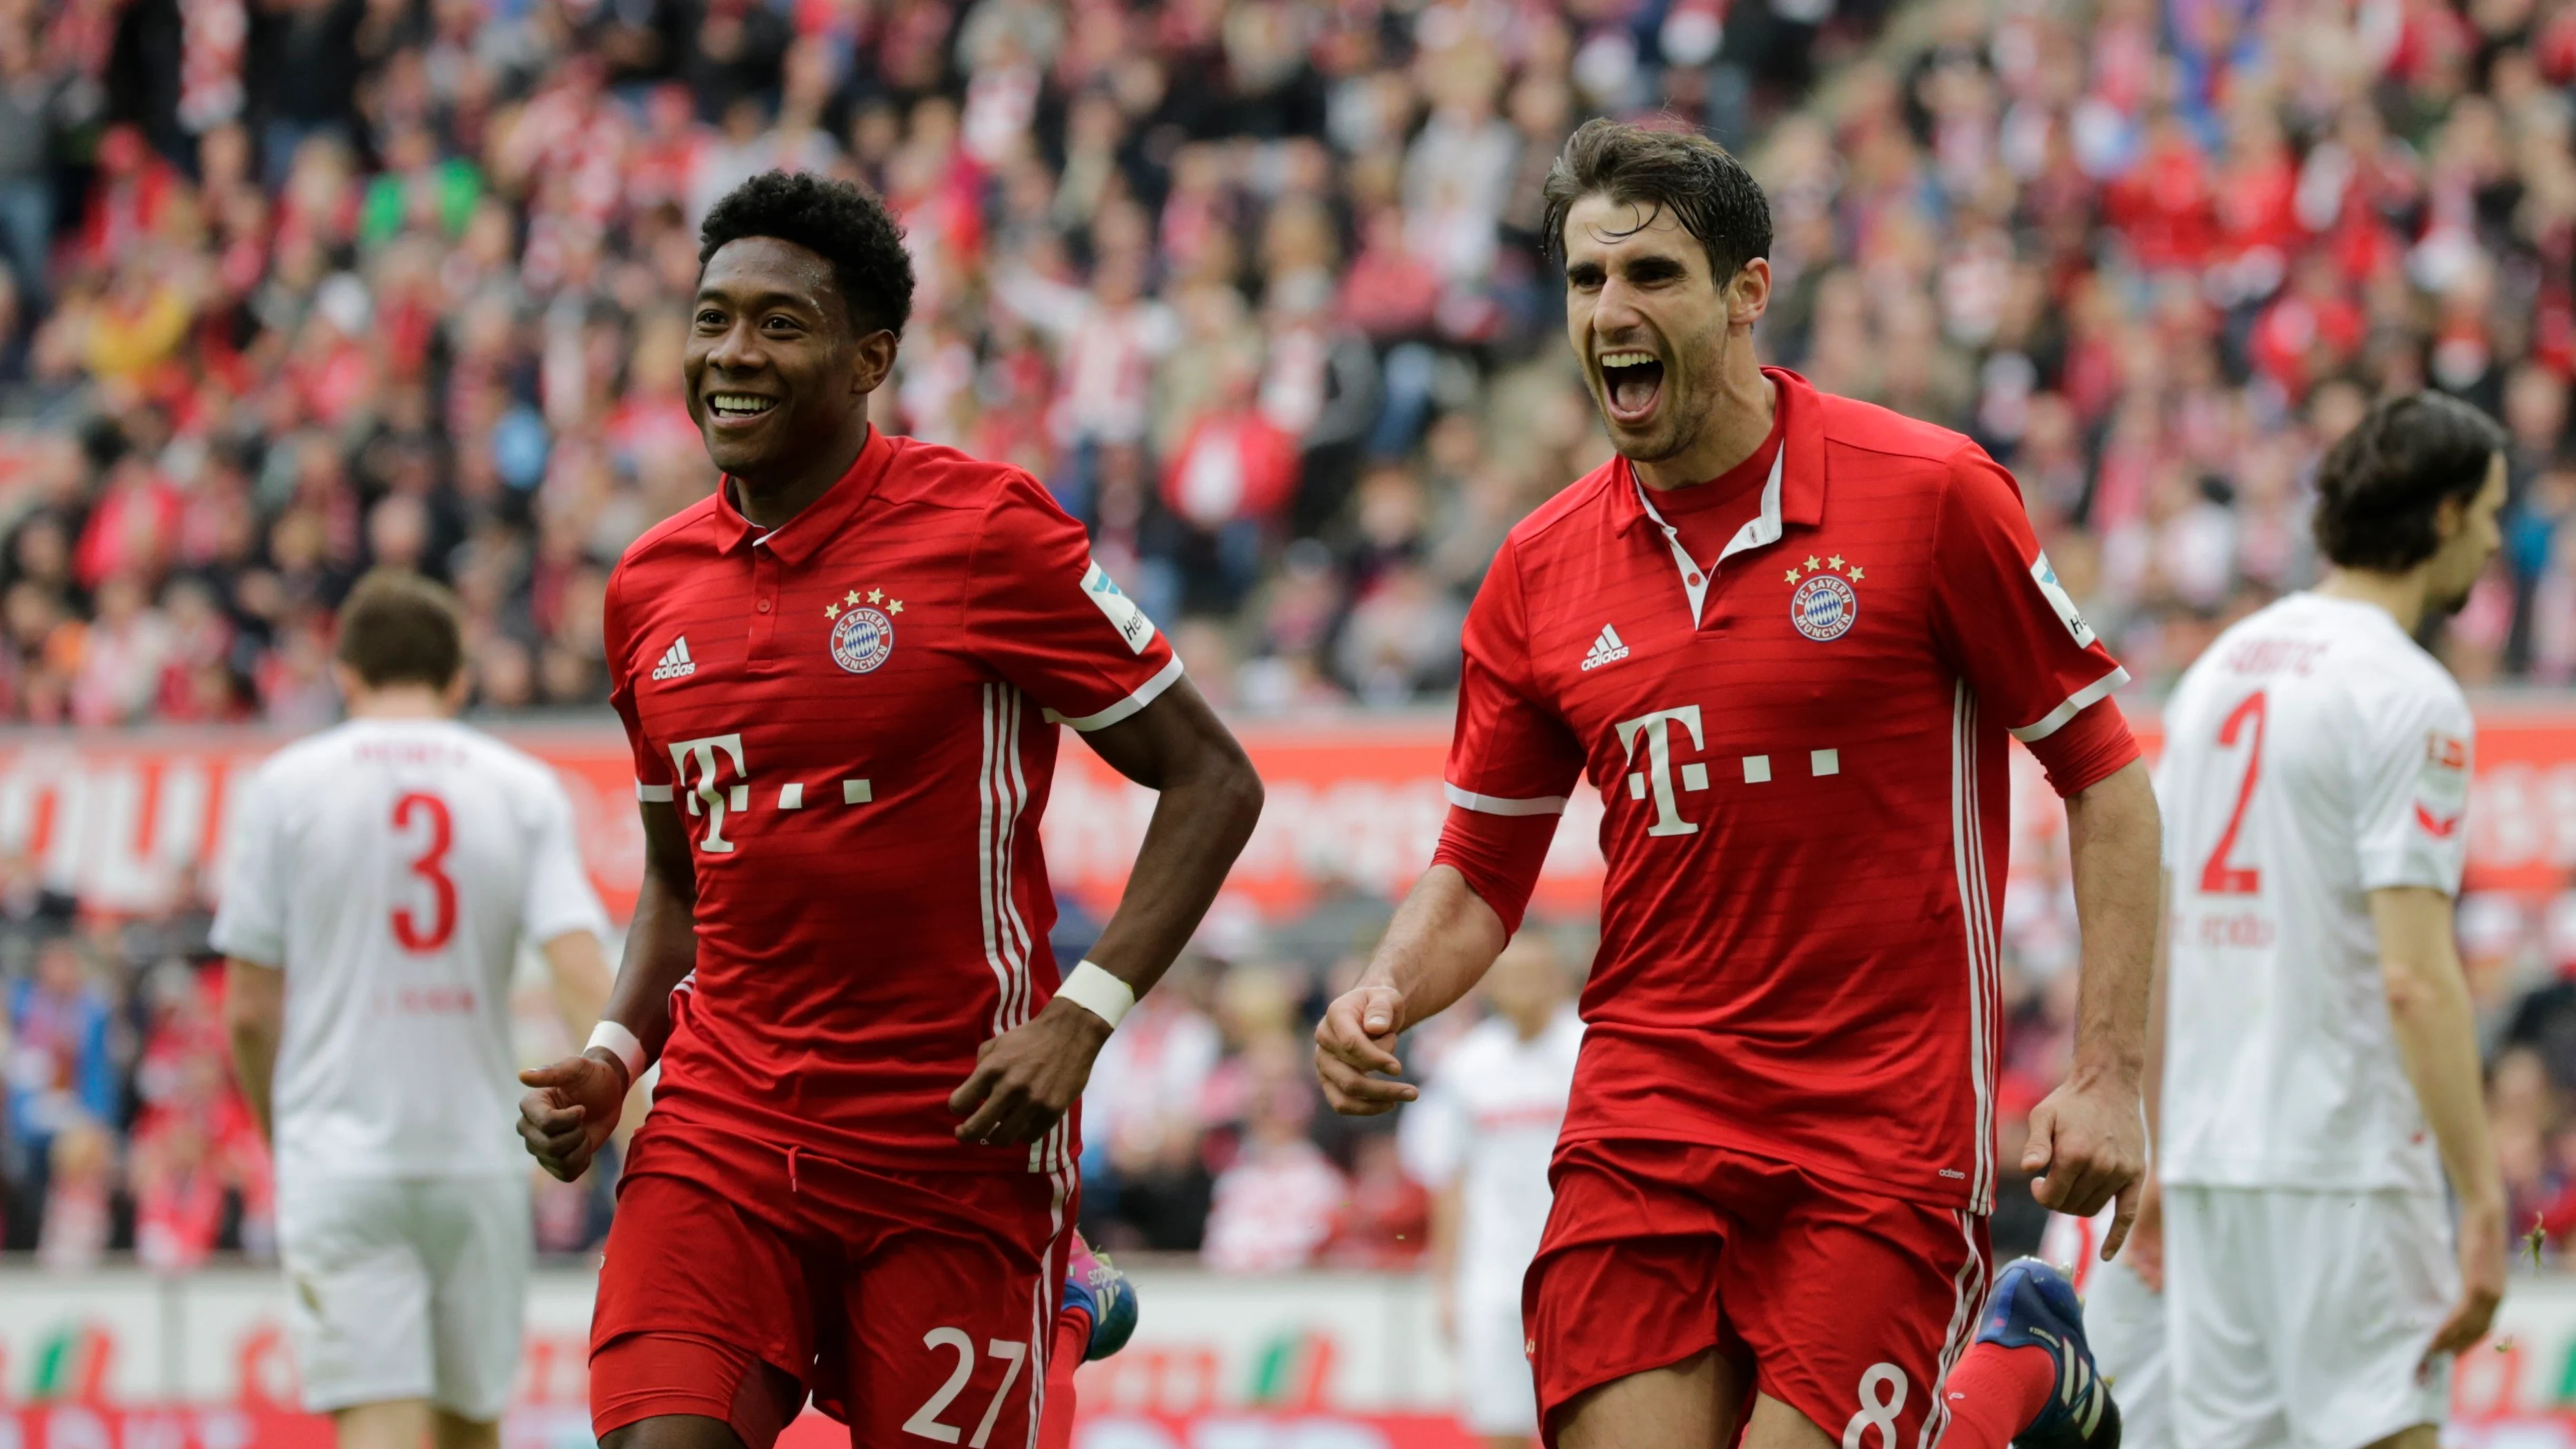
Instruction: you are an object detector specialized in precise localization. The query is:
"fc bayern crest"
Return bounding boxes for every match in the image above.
[1791,573,1858,641]
[830,607,895,673]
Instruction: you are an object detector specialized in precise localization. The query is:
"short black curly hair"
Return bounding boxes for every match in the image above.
[698,170,915,337]
[2312,391,2506,572]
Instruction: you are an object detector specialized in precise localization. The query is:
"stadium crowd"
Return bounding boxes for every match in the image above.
[1,0,2575,1266]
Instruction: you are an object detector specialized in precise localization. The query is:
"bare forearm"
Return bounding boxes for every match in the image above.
[2065,760,2160,1089]
[2377,890,2503,1213]
[2390,967,2501,1209]
[1428,1181,1464,1283]
[230,1022,277,1143]
[601,873,696,1057]
[542,931,614,1041]
[1363,866,1511,1031]
[1083,755,1263,997]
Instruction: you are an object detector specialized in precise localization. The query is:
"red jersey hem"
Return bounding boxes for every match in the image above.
[1553,1124,1985,1216]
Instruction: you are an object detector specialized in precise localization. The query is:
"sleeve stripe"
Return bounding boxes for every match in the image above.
[1043,656,1186,731]
[2008,666,2132,743]
[1443,782,1569,816]
[636,782,675,802]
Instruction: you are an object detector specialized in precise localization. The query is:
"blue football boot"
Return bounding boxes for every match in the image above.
[1061,1234,1139,1361]
[1977,1256,2121,1449]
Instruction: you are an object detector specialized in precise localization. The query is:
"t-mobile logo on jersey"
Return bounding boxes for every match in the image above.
[669,733,750,854]
[1615,706,1710,838]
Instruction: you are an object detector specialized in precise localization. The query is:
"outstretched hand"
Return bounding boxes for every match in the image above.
[950,996,1112,1147]
[517,1051,629,1183]
[2023,1073,2146,1260]
[1314,984,1417,1116]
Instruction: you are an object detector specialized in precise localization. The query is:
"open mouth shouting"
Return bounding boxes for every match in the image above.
[705,392,780,429]
[1598,349,1666,427]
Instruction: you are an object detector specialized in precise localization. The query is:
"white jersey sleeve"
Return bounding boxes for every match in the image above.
[210,762,288,967]
[518,769,610,945]
[2350,682,2473,896]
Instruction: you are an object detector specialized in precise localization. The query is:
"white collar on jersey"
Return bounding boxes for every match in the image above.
[1630,443,1787,627]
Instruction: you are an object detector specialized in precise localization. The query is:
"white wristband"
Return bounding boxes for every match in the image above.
[1054,960,1135,1029]
[585,1020,647,1084]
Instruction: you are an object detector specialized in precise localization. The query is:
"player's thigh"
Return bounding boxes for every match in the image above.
[417,1176,531,1424]
[1718,1181,1985,1449]
[2079,1256,2173,1449]
[1553,1348,1745,1449]
[590,1173,818,1448]
[276,1175,435,1412]
[1456,1280,1540,1437]
[2272,1190,2452,1449]
[1523,1141,1733,1448]
[2163,1185,2290,1449]
[839,1192,1071,1449]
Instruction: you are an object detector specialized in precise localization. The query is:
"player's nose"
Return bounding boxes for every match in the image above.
[702,317,768,376]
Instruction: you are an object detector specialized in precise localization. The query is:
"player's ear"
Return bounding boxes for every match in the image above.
[850,328,898,397]
[1726,258,1772,330]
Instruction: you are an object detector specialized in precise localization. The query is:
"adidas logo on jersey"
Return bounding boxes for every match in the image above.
[651,636,697,681]
[1580,624,1629,671]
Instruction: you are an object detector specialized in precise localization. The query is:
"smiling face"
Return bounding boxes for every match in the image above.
[684,236,883,480]
[1561,194,1764,469]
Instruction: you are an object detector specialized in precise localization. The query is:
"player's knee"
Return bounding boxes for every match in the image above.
[427,1410,500,1449]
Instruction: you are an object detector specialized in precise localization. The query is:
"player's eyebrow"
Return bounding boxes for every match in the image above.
[694,282,825,315]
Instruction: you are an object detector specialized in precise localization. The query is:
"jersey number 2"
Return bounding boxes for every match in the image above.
[390,791,458,952]
[2199,691,2266,896]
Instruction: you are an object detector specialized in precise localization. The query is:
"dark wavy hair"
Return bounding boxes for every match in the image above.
[2312,392,2506,571]
[336,569,464,689]
[1540,119,1772,283]
[698,170,916,337]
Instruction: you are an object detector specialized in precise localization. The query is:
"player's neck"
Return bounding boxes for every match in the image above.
[1631,363,1774,493]
[731,424,873,531]
[2312,566,2430,635]
[344,686,453,720]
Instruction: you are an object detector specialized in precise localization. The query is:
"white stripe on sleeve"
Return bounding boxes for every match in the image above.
[1043,656,1186,731]
[1442,782,1569,816]
[636,782,675,802]
[2007,665,2132,743]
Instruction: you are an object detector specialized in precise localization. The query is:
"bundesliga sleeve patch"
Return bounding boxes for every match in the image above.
[2415,730,2470,838]
[1081,559,1158,655]
[2028,551,2097,649]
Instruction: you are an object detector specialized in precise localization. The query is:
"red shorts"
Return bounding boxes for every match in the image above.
[1524,1138,1990,1449]
[590,1123,1076,1448]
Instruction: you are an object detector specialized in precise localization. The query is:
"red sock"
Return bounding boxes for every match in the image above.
[1034,1306,1092,1449]
[1938,1342,2057,1449]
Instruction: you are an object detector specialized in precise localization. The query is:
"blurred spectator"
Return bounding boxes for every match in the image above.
[6,938,120,1230]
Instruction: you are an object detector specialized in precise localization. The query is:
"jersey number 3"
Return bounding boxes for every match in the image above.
[390,791,458,952]
[2199,690,2266,896]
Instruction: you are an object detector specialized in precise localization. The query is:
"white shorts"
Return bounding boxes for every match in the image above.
[2080,1255,2170,1449]
[276,1173,531,1420]
[1457,1282,1539,1435]
[2164,1184,2452,1449]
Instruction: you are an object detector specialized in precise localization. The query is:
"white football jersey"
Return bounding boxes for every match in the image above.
[2157,593,2472,1195]
[211,718,609,1183]
[1399,1007,1584,1299]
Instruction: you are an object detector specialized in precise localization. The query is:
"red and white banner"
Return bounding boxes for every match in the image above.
[0,702,2569,923]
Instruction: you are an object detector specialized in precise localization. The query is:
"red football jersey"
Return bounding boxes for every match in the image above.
[604,429,1181,1176]
[1444,370,2138,1212]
